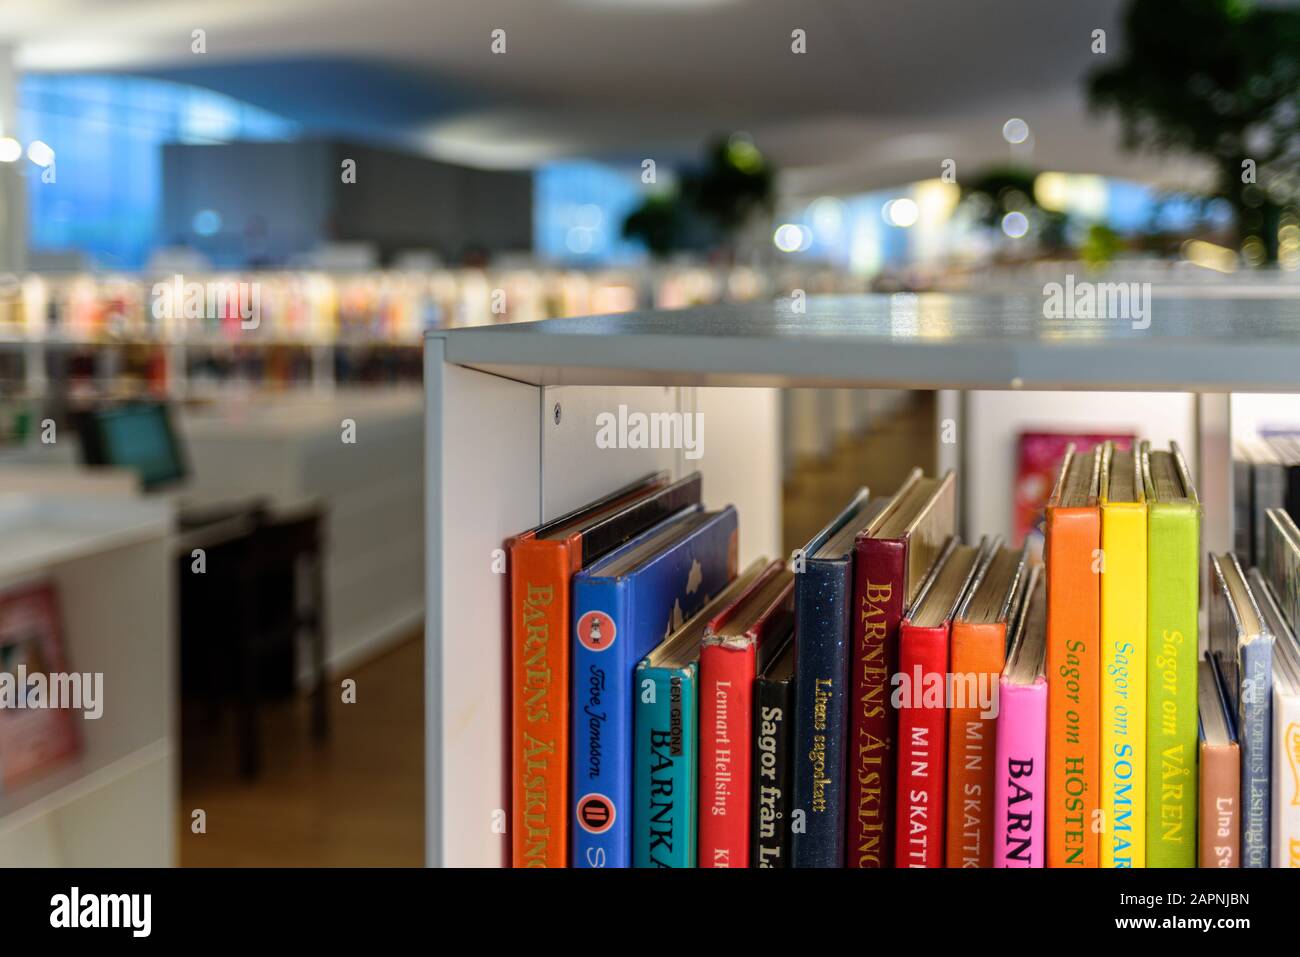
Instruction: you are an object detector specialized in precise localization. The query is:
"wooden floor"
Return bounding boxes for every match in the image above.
[179,635,424,867]
[177,390,932,867]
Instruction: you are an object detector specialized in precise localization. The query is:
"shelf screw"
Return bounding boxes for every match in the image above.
[553,402,562,425]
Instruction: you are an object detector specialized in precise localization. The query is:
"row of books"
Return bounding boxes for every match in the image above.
[1234,435,1300,569]
[0,266,866,346]
[505,445,1300,867]
[1202,509,1300,869]
[1,273,436,345]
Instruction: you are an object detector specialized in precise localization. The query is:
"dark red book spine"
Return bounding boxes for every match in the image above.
[894,621,949,868]
[698,643,756,868]
[848,537,906,867]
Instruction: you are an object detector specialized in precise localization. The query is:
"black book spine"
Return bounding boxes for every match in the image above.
[1286,463,1300,534]
[751,673,793,867]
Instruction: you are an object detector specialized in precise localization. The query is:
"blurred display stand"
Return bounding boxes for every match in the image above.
[0,493,174,866]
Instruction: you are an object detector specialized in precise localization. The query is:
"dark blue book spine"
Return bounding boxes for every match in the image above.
[790,558,852,867]
[1240,637,1273,868]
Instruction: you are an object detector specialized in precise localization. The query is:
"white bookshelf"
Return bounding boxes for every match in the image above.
[0,495,174,866]
[424,291,1300,868]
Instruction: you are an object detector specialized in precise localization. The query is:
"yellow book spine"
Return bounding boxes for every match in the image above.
[1100,500,1147,867]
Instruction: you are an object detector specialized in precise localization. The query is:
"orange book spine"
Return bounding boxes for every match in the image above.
[945,621,1006,867]
[1045,507,1101,867]
[510,537,580,867]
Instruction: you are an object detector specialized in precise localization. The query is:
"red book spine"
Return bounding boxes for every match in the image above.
[894,621,949,868]
[698,642,756,868]
[849,537,906,867]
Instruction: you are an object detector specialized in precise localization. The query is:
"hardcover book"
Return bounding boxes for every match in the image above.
[570,504,738,868]
[1233,439,1285,568]
[1265,435,1300,541]
[790,488,891,868]
[507,471,699,867]
[994,566,1047,868]
[1014,431,1132,548]
[752,638,795,868]
[1263,507,1300,639]
[1232,441,1254,564]
[946,539,1028,868]
[1099,442,1147,867]
[0,581,80,790]
[633,561,767,868]
[849,468,955,867]
[1198,656,1241,868]
[894,537,981,868]
[1044,443,1102,868]
[698,560,795,868]
[1207,553,1272,867]
[1143,441,1200,869]
[1254,565,1300,868]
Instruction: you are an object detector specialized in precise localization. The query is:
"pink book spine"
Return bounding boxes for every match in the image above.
[993,676,1047,868]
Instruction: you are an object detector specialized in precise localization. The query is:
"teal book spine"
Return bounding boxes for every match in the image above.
[633,662,698,867]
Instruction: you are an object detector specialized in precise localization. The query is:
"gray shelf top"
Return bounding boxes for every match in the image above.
[428,292,1300,392]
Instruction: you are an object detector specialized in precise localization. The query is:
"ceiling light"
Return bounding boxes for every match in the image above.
[1001,211,1029,238]
[192,209,222,236]
[808,197,845,237]
[885,198,919,228]
[1002,118,1030,145]
[773,224,804,253]
[26,140,54,167]
[566,228,595,254]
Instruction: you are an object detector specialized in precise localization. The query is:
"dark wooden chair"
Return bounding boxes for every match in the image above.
[179,505,328,778]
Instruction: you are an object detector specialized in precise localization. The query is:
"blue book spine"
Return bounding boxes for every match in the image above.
[633,663,698,867]
[790,558,852,868]
[571,573,629,867]
[571,507,737,868]
[1240,637,1273,868]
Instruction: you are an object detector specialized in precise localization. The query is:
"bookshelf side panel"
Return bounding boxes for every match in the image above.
[692,386,781,568]
[426,342,539,867]
[1197,393,1231,559]
[537,386,781,568]
[539,385,680,521]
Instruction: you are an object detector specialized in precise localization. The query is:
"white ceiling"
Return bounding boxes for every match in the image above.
[0,0,1217,195]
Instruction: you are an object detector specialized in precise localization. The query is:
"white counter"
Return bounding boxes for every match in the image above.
[179,388,424,671]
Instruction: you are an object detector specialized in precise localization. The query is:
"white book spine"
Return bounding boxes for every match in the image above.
[1272,688,1300,867]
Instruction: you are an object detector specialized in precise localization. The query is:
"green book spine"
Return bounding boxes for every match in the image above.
[1145,502,1199,867]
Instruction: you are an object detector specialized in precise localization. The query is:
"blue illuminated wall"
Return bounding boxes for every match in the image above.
[20,74,665,269]
[20,74,297,270]
[534,161,649,265]
[21,73,1207,273]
